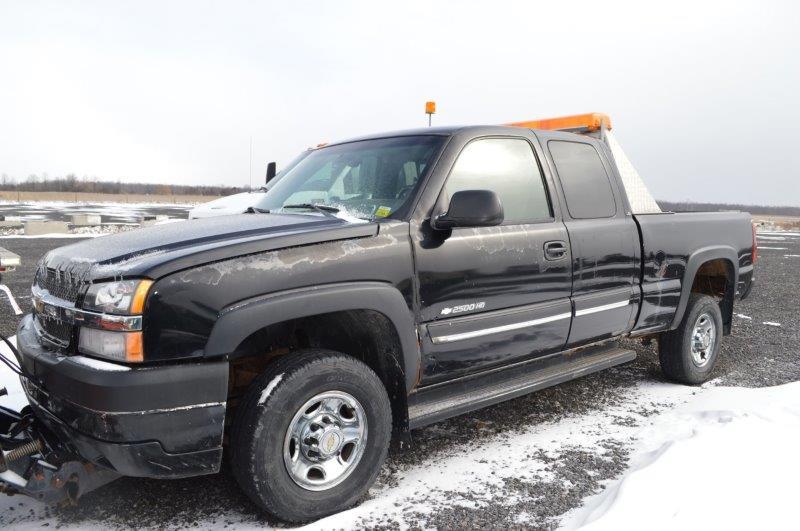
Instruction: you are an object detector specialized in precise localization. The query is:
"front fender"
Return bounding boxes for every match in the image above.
[203,281,420,392]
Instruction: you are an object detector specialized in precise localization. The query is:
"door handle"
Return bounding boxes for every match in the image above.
[544,241,568,260]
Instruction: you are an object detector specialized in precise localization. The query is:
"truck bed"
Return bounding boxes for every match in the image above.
[632,211,755,335]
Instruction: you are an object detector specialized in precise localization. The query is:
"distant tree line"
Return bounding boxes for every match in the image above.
[0,173,245,196]
[658,200,800,217]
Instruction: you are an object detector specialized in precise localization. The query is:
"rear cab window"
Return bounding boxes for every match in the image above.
[548,141,617,219]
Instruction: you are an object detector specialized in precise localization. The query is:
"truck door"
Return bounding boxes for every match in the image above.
[545,139,640,346]
[414,135,573,385]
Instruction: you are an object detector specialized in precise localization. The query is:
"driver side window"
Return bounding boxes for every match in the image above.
[444,137,552,223]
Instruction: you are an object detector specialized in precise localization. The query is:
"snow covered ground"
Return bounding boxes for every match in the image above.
[563,382,800,530]
[0,200,193,223]
[0,336,26,412]
[0,201,191,237]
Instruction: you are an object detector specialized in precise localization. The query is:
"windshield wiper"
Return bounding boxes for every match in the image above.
[282,203,340,217]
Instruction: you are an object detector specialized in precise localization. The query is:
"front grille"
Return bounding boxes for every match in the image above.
[36,314,72,347]
[35,266,85,303]
[32,261,90,350]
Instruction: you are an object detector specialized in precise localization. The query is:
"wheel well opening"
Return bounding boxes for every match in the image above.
[690,258,735,333]
[226,310,408,432]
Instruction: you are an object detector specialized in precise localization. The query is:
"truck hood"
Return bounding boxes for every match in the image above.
[40,214,378,282]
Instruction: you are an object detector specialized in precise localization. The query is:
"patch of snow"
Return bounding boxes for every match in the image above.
[0,233,105,239]
[1,224,140,239]
[756,231,800,236]
[332,209,370,224]
[154,218,184,225]
[0,336,27,412]
[69,355,132,372]
[562,383,800,531]
[735,313,752,320]
[0,284,23,315]
[762,321,781,327]
[304,381,696,530]
[258,373,284,405]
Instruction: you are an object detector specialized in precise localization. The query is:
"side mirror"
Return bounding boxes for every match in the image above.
[265,162,277,183]
[432,190,504,230]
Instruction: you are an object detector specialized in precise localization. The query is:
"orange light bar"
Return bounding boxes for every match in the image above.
[506,112,612,132]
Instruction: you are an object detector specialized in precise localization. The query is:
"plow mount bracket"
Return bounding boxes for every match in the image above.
[0,396,118,505]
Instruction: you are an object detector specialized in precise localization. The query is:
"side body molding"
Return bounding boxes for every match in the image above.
[670,245,738,330]
[203,282,420,392]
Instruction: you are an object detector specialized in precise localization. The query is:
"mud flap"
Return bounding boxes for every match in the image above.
[0,396,119,504]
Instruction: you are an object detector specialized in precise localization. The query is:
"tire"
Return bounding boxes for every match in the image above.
[658,294,723,385]
[230,349,392,523]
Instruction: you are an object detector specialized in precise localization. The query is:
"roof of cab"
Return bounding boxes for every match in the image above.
[325,124,588,147]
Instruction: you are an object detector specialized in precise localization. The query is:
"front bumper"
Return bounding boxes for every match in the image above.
[15,314,229,478]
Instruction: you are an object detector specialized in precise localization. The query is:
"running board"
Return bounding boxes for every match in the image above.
[407,346,636,429]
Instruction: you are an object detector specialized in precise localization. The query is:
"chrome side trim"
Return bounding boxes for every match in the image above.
[574,299,630,317]
[431,312,572,344]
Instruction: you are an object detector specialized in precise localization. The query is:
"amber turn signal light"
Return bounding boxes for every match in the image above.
[130,280,153,314]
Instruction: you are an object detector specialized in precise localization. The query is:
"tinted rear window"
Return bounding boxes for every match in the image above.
[548,141,616,219]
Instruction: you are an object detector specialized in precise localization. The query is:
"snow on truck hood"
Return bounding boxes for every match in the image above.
[188,191,268,219]
[40,213,378,281]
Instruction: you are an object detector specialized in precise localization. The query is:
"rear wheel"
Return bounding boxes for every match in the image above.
[231,349,392,523]
[658,294,723,384]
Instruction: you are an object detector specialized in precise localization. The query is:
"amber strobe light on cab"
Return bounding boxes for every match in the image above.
[425,101,436,126]
[78,279,152,363]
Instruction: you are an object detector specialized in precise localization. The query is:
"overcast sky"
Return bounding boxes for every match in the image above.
[1,1,798,205]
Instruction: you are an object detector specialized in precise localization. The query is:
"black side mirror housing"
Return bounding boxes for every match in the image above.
[432,190,504,230]
[265,161,277,183]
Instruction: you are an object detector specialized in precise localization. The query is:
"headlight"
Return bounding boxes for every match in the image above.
[83,279,153,315]
[79,279,152,363]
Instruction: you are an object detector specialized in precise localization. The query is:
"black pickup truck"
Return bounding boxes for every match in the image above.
[3,123,755,522]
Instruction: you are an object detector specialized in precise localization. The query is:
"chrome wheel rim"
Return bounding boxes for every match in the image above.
[283,391,367,491]
[690,312,716,367]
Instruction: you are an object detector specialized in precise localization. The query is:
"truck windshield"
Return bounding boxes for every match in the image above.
[254,135,446,220]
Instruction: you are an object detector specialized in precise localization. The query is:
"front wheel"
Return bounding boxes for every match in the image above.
[658,294,723,385]
[231,349,392,523]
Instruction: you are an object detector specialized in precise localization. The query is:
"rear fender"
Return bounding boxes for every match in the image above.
[670,246,738,330]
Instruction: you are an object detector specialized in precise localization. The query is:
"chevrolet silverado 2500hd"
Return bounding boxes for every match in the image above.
[2,114,756,522]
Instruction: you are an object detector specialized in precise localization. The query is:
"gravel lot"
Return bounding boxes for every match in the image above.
[0,228,797,530]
